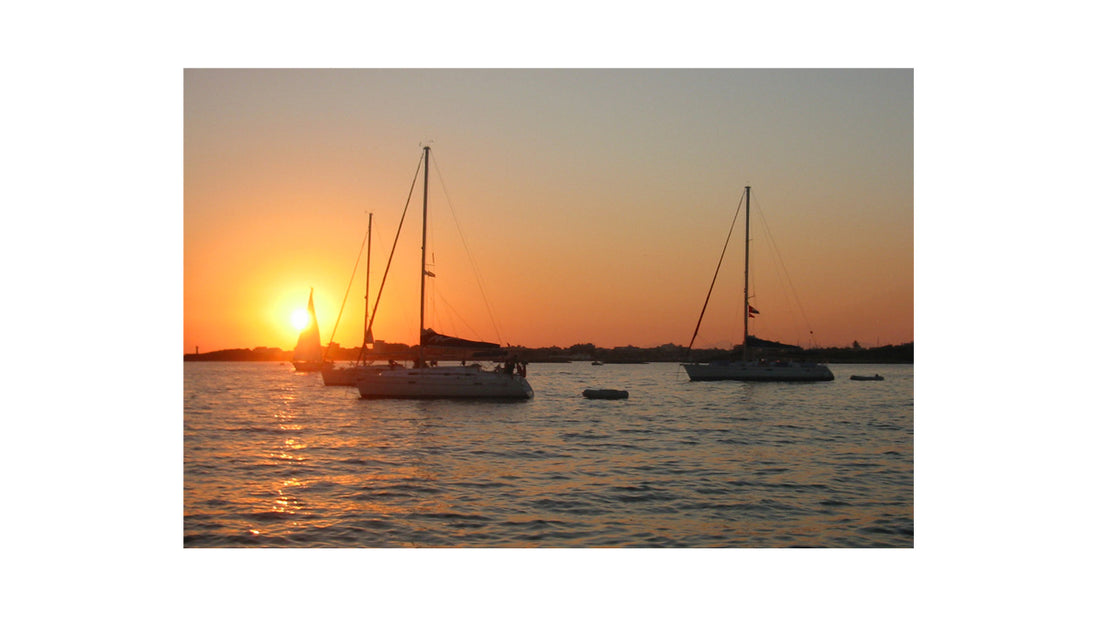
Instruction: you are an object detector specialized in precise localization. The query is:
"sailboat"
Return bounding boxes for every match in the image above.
[322,213,384,386]
[292,288,330,372]
[682,186,834,382]
[355,146,534,399]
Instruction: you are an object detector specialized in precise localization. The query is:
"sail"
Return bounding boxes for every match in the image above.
[744,335,802,351]
[293,290,324,362]
[420,328,501,350]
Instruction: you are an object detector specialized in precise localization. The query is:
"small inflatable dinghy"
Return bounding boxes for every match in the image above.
[582,388,629,400]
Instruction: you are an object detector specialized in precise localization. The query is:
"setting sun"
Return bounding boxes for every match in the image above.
[291,309,310,331]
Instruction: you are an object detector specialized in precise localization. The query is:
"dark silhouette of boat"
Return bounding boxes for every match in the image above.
[292,288,331,372]
[682,186,833,382]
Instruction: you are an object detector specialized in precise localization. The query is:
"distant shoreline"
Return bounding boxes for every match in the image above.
[184,342,913,364]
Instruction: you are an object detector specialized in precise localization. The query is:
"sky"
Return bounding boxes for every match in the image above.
[185,69,912,352]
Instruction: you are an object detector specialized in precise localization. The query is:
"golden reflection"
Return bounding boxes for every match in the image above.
[272,480,306,515]
[278,466,454,520]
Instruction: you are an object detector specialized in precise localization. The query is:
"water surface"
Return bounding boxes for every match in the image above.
[184,361,913,547]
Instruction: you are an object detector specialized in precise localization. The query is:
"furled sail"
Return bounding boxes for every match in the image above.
[293,289,324,362]
[420,328,500,350]
[744,335,802,351]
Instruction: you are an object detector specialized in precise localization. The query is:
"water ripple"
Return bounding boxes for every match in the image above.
[185,362,913,547]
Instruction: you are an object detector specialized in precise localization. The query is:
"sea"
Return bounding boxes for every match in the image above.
[184,361,913,548]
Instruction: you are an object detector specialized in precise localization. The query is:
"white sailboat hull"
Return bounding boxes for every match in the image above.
[682,360,834,382]
[356,366,534,399]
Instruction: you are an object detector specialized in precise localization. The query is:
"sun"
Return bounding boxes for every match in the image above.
[291,308,310,331]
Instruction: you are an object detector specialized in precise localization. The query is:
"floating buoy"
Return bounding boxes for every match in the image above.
[583,388,629,399]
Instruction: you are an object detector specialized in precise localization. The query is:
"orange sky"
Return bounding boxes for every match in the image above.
[184,69,912,352]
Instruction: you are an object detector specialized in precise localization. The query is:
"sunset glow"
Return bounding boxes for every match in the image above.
[291,309,310,332]
[184,69,913,353]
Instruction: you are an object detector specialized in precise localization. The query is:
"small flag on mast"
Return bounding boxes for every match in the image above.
[748,305,760,317]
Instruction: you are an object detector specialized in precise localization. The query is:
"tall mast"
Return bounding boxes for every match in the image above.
[743,186,750,361]
[362,212,373,352]
[419,146,430,368]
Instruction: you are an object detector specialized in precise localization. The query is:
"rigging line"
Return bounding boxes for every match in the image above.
[360,150,424,359]
[431,156,506,345]
[688,190,746,351]
[324,224,370,361]
[434,289,484,342]
[755,194,817,341]
[749,193,787,339]
[433,159,505,345]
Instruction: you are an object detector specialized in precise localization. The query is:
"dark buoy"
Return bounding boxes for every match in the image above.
[583,388,629,399]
